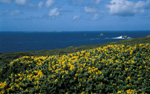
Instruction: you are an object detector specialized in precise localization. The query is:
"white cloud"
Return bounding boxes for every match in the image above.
[93,14,99,20]
[38,1,44,8]
[84,6,97,13]
[95,0,101,5]
[15,0,26,5]
[46,0,54,8]
[135,1,150,9]
[107,0,150,16]
[0,0,11,4]
[28,3,35,8]
[10,10,21,15]
[49,8,59,17]
[73,15,80,20]
[0,10,21,16]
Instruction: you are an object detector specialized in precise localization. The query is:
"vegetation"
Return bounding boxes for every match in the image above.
[0,36,150,93]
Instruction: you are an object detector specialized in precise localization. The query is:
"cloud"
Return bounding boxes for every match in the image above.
[38,1,44,8]
[49,8,59,17]
[10,10,21,15]
[73,15,80,20]
[107,0,150,16]
[46,0,54,8]
[0,10,21,16]
[93,14,99,20]
[84,6,97,13]
[15,0,26,5]
[0,0,11,4]
[14,15,46,20]
[95,0,101,5]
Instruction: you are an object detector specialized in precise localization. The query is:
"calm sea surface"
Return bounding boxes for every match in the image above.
[0,31,150,53]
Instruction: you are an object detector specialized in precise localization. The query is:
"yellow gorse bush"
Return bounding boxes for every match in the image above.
[0,43,150,93]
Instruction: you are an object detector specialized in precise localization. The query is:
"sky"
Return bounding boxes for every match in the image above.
[0,0,150,31]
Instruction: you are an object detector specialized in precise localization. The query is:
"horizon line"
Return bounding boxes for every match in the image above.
[0,30,150,32]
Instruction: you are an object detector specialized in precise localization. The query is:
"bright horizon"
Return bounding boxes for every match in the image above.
[0,0,150,32]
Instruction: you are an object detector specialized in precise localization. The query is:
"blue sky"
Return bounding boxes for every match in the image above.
[0,0,150,31]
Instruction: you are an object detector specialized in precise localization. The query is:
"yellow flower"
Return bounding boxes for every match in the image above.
[131,60,135,63]
[38,70,43,78]
[100,82,103,85]
[139,44,144,46]
[26,89,28,91]
[0,90,5,94]
[117,90,122,93]
[79,82,81,86]
[126,89,131,94]
[0,81,7,89]
[126,89,135,94]
[92,59,96,63]
[127,76,131,80]
[75,73,78,76]
[122,45,125,48]
[0,68,2,72]
[98,70,102,74]
[81,91,85,94]
[9,61,14,66]
[15,83,19,88]
[55,79,58,82]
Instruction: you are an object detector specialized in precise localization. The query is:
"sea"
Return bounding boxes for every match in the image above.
[0,31,150,53]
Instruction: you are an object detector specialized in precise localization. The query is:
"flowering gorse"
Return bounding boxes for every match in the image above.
[0,43,150,93]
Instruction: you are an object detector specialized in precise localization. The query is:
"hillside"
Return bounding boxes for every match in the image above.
[0,36,150,93]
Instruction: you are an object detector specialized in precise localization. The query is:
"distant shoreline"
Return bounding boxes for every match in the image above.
[0,30,150,33]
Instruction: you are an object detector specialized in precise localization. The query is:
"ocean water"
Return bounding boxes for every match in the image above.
[0,31,150,53]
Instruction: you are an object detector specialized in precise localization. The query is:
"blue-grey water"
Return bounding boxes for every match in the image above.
[0,31,150,53]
